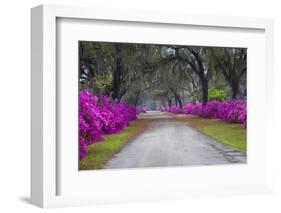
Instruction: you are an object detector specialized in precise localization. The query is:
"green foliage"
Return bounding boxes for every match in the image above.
[94,74,112,94]
[208,88,226,101]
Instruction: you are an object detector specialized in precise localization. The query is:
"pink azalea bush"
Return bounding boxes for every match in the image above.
[203,100,247,125]
[169,100,247,127]
[79,90,137,160]
[142,106,149,112]
[164,105,183,114]
[136,106,148,113]
[183,102,203,116]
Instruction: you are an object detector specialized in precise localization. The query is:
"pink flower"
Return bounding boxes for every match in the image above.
[79,90,137,160]
[168,100,247,127]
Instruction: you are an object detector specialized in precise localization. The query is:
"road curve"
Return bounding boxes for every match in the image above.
[103,111,246,169]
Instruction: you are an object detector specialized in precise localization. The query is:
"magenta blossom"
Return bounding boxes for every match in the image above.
[168,99,247,127]
[79,90,137,160]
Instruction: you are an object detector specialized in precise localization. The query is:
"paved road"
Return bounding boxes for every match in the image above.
[104,111,246,169]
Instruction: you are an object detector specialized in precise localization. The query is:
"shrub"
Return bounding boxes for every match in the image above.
[208,88,226,101]
[183,102,202,116]
[170,105,183,114]
[202,100,222,119]
[165,105,183,114]
[173,99,246,127]
[183,103,193,114]
[79,90,137,160]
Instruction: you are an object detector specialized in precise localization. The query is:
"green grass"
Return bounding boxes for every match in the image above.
[79,119,148,170]
[177,116,247,152]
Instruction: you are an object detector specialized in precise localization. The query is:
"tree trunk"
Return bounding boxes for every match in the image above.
[201,78,208,105]
[134,90,141,106]
[231,80,240,99]
[174,96,178,106]
[171,88,183,109]
[167,97,172,107]
[177,96,183,109]
[111,44,122,100]
[189,48,209,106]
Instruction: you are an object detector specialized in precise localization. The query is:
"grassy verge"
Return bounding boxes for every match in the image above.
[176,115,247,152]
[79,119,149,170]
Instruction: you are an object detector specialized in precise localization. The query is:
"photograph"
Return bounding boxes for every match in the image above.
[78,41,247,170]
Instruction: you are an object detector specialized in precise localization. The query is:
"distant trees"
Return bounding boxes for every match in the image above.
[182,65,201,102]
[156,62,185,109]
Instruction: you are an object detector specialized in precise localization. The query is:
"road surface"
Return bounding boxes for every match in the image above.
[104,111,246,169]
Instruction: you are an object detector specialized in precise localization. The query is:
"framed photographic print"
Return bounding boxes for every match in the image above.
[31,4,274,208]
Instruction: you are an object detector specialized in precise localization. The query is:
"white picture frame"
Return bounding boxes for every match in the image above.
[31,4,274,208]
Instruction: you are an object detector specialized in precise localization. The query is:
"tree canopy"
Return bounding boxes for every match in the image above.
[79,41,247,110]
